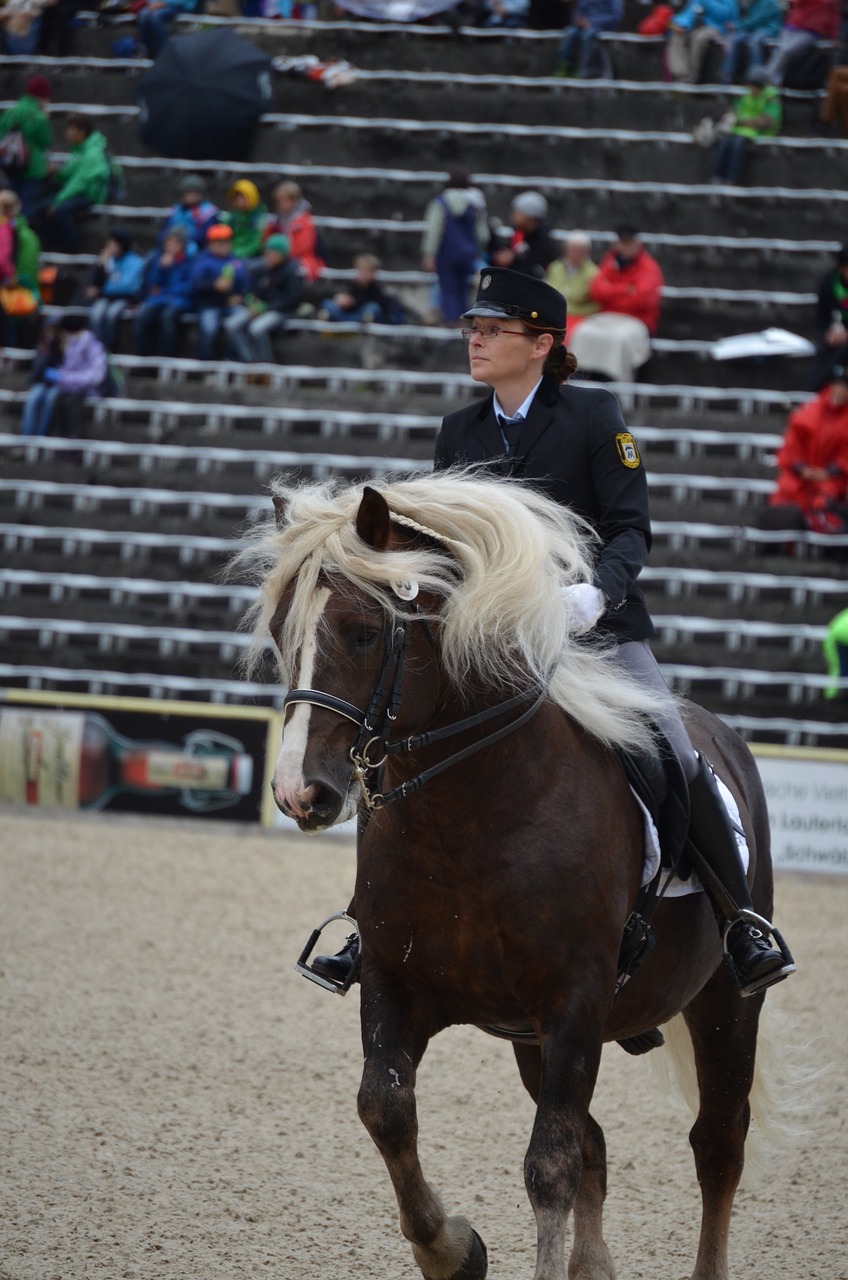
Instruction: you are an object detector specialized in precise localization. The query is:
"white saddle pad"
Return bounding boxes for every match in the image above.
[634,773,750,899]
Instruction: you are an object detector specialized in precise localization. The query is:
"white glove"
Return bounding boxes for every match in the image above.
[561,583,606,635]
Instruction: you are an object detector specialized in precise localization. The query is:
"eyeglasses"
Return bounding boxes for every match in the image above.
[460,326,531,342]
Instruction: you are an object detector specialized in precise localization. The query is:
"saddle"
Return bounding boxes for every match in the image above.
[617,727,691,879]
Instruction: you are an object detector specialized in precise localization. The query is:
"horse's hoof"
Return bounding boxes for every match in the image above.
[422,1230,488,1280]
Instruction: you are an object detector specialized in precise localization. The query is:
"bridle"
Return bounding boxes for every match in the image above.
[282,605,546,811]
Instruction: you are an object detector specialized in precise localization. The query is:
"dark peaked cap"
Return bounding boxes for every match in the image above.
[463,267,566,330]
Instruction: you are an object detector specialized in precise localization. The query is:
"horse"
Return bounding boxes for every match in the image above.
[239,469,784,1280]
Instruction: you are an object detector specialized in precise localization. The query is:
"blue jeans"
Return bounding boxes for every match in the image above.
[138,5,176,56]
[90,297,128,349]
[196,306,229,360]
[558,25,601,76]
[21,383,61,436]
[37,193,92,253]
[714,133,750,184]
[133,298,185,356]
[320,299,384,324]
[719,31,770,82]
[223,306,286,362]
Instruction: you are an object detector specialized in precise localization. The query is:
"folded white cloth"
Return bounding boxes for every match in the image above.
[562,583,605,634]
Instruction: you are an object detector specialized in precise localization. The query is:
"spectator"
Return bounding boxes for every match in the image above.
[718,0,783,83]
[223,233,303,362]
[479,0,529,26]
[568,222,664,382]
[760,0,840,85]
[0,75,53,218]
[711,65,781,183]
[420,168,489,324]
[221,179,267,260]
[667,0,739,83]
[132,225,193,357]
[809,244,848,391]
[34,114,110,253]
[758,367,848,533]
[20,314,107,438]
[820,61,848,136]
[84,228,146,350]
[823,606,848,698]
[544,230,600,338]
[0,189,40,339]
[159,174,219,253]
[137,0,199,58]
[317,252,393,324]
[0,0,44,53]
[555,0,623,79]
[490,190,558,279]
[189,222,248,360]
[262,180,325,283]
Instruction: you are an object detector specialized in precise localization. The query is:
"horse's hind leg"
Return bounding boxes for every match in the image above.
[683,979,764,1280]
[514,1044,615,1280]
[358,983,487,1280]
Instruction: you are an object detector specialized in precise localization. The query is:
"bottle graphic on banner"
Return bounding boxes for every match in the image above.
[0,709,254,812]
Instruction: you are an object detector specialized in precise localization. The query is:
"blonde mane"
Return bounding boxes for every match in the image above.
[235,470,672,754]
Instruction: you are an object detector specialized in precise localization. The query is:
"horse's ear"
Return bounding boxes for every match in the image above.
[356,486,392,551]
[272,493,287,529]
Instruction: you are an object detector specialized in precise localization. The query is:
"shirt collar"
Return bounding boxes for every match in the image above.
[492,377,543,424]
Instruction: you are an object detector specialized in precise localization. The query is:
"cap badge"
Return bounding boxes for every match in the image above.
[481,273,492,290]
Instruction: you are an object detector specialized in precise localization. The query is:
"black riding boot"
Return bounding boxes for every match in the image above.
[311,933,361,986]
[687,757,795,996]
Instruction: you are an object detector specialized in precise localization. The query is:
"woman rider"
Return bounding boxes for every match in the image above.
[311,267,794,997]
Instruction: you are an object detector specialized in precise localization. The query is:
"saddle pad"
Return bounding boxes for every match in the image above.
[633,773,750,899]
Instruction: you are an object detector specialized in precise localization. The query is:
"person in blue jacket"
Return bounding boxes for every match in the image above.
[85,228,146,350]
[718,0,783,82]
[136,0,199,58]
[667,0,739,82]
[133,225,194,357]
[555,0,623,79]
[189,222,248,361]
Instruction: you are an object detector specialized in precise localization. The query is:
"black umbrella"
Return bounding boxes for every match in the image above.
[136,29,274,162]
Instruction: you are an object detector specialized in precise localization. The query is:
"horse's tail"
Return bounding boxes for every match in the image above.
[655,1007,823,1185]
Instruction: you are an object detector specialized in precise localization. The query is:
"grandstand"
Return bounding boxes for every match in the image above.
[2,3,848,746]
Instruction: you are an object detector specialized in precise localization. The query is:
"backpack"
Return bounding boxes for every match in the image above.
[0,129,29,175]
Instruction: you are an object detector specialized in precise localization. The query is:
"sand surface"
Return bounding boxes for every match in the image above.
[1,809,846,1280]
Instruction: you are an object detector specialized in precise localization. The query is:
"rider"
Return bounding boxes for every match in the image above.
[311,266,795,998]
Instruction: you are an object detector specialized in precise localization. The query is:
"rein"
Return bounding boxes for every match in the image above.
[282,608,546,810]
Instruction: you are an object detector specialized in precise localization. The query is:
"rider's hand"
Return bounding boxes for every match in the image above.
[561,583,606,634]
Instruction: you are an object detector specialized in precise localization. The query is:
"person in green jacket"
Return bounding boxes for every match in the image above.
[0,75,53,217]
[220,179,268,260]
[712,65,781,183]
[35,113,111,252]
[0,187,41,344]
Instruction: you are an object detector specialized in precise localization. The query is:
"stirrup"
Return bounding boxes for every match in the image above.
[722,908,796,997]
[295,912,361,995]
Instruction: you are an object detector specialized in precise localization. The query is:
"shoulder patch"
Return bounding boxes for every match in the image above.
[615,432,641,469]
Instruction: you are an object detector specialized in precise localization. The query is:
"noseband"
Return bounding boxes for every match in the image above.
[282,607,546,810]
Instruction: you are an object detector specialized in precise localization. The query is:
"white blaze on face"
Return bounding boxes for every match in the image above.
[274,585,330,810]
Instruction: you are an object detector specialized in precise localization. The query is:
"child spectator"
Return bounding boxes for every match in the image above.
[159,174,219,253]
[758,367,848,533]
[221,179,267,260]
[317,253,393,324]
[85,227,146,350]
[189,222,248,360]
[223,234,303,362]
[0,0,45,54]
[761,0,840,85]
[667,0,739,83]
[20,314,107,437]
[420,168,489,323]
[711,66,781,183]
[568,223,664,382]
[544,230,600,338]
[718,0,783,83]
[491,191,558,279]
[262,180,325,283]
[809,244,848,391]
[555,0,623,79]
[0,75,53,217]
[0,189,40,333]
[137,0,200,58]
[133,225,193,357]
[34,114,110,253]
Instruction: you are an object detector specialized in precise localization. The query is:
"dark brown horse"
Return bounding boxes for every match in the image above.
[242,471,784,1280]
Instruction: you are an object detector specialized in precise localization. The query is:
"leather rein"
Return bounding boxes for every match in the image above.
[282,607,546,811]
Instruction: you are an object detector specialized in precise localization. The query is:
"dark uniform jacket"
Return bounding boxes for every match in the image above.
[433,373,655,642]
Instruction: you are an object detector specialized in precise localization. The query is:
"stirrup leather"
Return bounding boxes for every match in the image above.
[722,908,796,997]
[295,912,361,995]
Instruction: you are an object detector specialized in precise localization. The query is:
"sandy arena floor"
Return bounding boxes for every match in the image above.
[1,809,846,1280]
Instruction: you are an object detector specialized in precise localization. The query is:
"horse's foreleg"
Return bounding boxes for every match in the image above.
[357,988,487,1280]
[683,979,764,1280]
[524,1018,606,1280]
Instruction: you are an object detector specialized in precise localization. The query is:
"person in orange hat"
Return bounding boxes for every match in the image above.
[221,179,267,260]
[189,223,248,360]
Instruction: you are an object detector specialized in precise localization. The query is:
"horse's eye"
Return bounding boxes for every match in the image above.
[353,629,379,653]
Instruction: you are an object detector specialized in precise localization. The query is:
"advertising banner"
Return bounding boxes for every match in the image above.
[752,747,848,873]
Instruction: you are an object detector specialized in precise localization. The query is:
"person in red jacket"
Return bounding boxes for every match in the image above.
[261,179,325,284]
[760,367,848,532]
[762,0,840,85]
[568,223,664,382]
